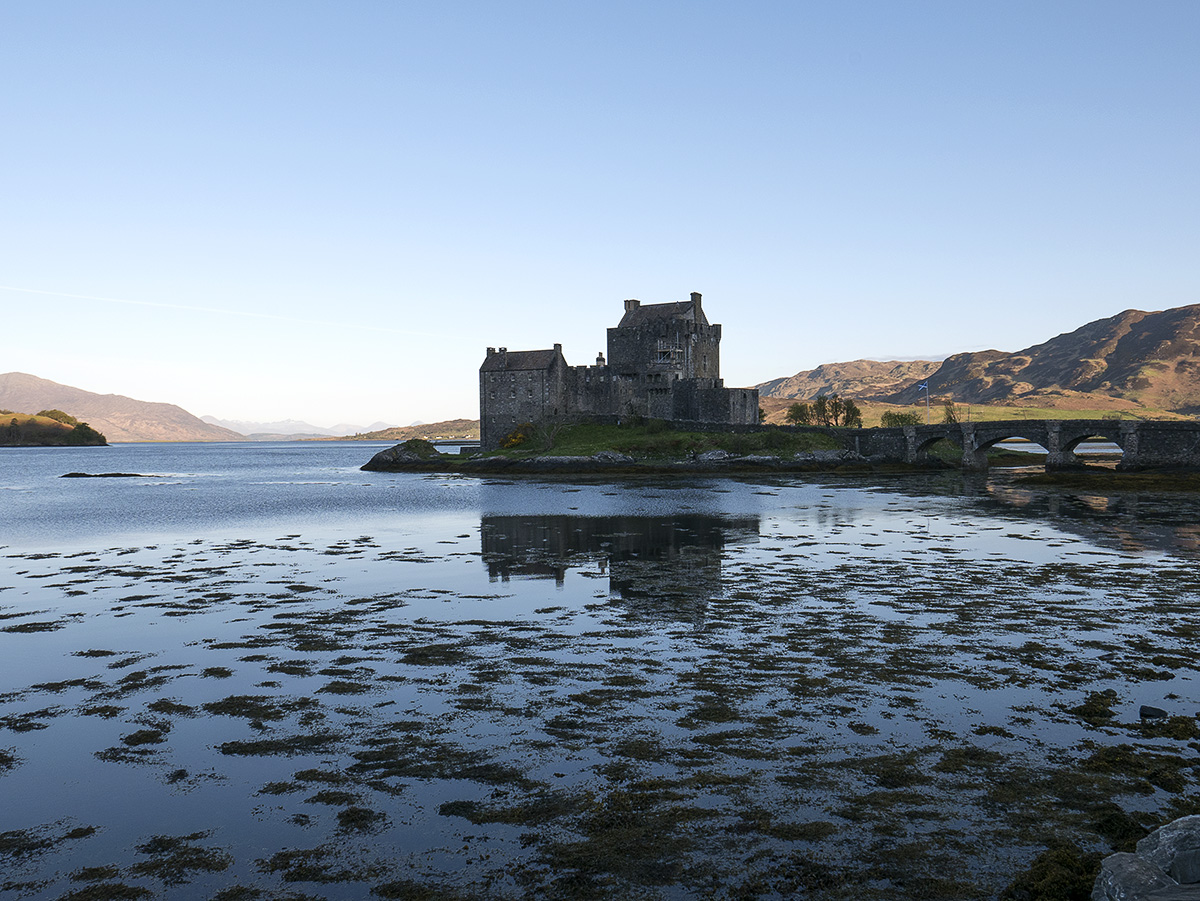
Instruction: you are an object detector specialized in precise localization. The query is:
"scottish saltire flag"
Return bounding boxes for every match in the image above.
[918,381,929,392]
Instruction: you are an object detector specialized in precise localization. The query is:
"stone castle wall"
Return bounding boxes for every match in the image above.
[479,295,759,449]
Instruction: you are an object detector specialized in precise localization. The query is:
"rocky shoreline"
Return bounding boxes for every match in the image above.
[361,444,881,474]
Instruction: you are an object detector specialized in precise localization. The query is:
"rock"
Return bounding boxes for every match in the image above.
[1170,850,1200,884]
[696,449,731,463]
[1092,853,1177,900]
[1141,705,1170,719]
[60,472,154,478]
[1139,818,1200,881]
[361,444,440,471]
[1143,887,1200,900]
[592,451,634,464]
[734,454,783,465]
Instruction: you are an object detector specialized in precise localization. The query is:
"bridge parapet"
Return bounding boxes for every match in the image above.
[852,419,1200,472]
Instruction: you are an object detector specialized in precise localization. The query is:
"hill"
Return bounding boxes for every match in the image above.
[351,419,479,442]
[0,373,242,443]
[757,304,1200,417]
[885,304,1200,412]
[0,410,108,446]
[757,360,941,400]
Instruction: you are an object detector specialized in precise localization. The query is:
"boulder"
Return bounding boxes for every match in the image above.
[361,446,426,470]
[592,451,635,465]
[1094,817,1200,900]
[1139,817,1200,881]
[1093,853,1178,901]
[1142,888,1200,900]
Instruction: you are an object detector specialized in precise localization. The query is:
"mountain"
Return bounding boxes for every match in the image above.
[0,373,242,442]
[886,304,1200,412]
[757,360,942,400]
[201,416,396,438]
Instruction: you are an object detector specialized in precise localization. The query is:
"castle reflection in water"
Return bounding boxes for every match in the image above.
[480,515,760,618]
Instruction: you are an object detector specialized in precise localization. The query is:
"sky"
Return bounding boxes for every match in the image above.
[2,1,1197,427]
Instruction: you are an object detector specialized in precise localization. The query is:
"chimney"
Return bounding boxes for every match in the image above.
[624,299,640,313]
[553,343,562,354]
[690,291,702,310]
[486,347,496,356]
[596,351,606,366]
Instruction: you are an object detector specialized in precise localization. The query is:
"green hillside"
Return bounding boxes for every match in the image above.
[0,409,108,446]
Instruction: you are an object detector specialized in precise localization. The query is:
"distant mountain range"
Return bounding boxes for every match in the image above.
[759,304,1200,415]
[0,373,241,442]
[201,416,397,440]
[0,372,426,443]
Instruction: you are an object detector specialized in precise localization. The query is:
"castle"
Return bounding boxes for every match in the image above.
[479,292,760,449]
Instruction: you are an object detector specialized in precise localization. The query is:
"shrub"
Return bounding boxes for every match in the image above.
[785,403,811,426]
[500,423,533,449]
[38,409,80,425]
[881,411,922,428]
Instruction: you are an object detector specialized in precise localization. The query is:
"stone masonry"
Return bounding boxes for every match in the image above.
[479,293,760,450]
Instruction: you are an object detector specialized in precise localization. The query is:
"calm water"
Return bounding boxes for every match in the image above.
[1,443,1198,900]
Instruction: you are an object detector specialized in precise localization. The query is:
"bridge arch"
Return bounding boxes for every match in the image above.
[972,434,1050,468]
[913,432,962,466]
[1060,430,1126,467]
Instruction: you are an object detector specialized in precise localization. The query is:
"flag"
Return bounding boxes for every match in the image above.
[917,381,929,392]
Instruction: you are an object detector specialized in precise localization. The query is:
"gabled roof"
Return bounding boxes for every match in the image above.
[617,300,708,328]
[479,349,563,372]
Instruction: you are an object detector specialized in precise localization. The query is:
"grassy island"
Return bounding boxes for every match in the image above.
[366,422,876,474]
[1,409,107,447]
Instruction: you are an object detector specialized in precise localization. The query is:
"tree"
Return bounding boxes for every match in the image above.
[807,394,859,427]
[842,399,863,429]
[812,396,829,427]
[826,394,846,427]
[942,398,959,424]
[66,422,107,446]
[38,409,79,426]
[881,410,922,428]
[785,402,811,426]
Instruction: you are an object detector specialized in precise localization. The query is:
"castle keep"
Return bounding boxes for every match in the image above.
[479,292,759,449]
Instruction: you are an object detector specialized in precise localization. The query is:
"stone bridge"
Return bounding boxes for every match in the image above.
[851,419,1200,471]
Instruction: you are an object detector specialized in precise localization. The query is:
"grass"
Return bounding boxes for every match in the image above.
[492,421,842,459]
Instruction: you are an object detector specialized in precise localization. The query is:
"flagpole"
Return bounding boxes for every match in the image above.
[918,380,930,423]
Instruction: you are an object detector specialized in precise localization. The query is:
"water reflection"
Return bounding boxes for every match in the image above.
[480,514,760,619]
[985,478,1200,555]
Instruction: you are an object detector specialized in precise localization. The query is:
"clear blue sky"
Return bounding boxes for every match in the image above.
[2,1,1197,426]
